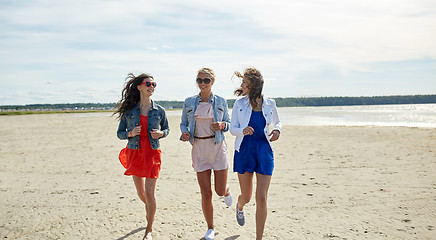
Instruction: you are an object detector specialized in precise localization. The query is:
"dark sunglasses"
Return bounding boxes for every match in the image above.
[140,81,157,88]
[196,78,212,84]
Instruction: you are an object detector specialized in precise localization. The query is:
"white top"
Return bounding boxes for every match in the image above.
[230,96,282,151]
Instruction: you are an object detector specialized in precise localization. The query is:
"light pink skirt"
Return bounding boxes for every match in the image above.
[192,138,228,172]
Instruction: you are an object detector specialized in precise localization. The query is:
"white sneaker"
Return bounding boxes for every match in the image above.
[224,192,233,207]
[204,229,215,240]
[143,232,152,240]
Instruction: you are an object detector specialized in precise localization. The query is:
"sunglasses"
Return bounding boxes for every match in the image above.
[196,78,212,84]
[140,81,157,88]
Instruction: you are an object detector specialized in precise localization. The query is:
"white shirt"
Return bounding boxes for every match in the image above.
[230,96,282,152]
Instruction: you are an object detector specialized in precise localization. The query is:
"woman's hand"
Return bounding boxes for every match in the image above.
[211,122,225,131]
[128,126,141,137]
[181,132,190,141]
[242,126,254,135]
[269,129,280,142]
[150,129,164,139]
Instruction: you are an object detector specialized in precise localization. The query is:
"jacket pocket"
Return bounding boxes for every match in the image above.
[150,115,161,129]
[126,113,136,129]
[264,109,273,124]
[186,106,195,121]
[216,107,224,120]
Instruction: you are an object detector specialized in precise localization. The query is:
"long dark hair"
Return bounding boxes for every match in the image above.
[113,73,153,119]
[234,67,264,108]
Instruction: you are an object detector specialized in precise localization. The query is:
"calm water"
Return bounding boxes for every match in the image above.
[102,103,436,128]
[276,104,436,127]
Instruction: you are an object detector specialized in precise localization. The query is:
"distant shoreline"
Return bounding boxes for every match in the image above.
[0,110,113,116]
[1,94,435,115]
[2,102,436,116]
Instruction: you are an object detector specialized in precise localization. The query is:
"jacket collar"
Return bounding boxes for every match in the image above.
[240,95,268,107]
[150,100,158,110]
[133,100,158,111]
[197,92,214,103]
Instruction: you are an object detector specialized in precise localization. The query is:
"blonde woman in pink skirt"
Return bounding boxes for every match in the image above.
[180,68,232,240]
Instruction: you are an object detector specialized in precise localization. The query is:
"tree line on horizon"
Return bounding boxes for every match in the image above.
[1,94,435,111]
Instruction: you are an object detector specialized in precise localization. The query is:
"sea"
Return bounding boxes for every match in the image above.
[164,103,436,128]
[94,103,436,128]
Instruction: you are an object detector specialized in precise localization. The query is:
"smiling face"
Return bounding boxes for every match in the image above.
[241,76,250,95]
[197,72,214,94]
[137,77,156,97]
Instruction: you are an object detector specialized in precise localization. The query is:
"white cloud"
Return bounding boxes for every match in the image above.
[0,0,435,105]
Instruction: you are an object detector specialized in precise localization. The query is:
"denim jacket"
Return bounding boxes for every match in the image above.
[230,96,282,151]
[180,93,230,145]
[117,101,169,149]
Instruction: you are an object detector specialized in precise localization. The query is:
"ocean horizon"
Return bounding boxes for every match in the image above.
[88,103,436,128]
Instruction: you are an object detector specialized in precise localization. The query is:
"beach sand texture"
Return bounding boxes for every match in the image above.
[0,113,435,239]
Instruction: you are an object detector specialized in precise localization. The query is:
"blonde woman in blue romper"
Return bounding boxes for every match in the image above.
[230,67,281,240]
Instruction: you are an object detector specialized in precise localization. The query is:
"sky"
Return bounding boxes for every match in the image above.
[0,0,435,105]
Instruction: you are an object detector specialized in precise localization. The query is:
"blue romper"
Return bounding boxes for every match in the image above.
[233,110,274,175]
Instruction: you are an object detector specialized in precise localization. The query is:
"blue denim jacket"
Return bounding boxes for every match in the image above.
[180,93,230,145]
[117,101,169,149]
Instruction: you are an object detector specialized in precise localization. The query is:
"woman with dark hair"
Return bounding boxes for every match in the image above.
[230,67,281,240]
[114,73,169,240]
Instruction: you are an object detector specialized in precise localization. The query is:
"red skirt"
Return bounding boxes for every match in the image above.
[121,116,161,178]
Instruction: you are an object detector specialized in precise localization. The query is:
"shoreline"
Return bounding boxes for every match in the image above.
[2,108,435,129]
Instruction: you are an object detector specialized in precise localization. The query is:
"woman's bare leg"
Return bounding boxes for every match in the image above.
[237,172,254,210]
[197,170,214,230]
[255,173,272,240]
[133,176,157,234]
[214,169,230,197]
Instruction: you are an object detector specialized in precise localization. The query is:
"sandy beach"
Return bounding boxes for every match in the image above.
[0,112,435,239]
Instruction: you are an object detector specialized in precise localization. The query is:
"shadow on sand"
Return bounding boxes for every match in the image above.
[118,228,240,240]
[200,234,240,240]
[224,235,241,240]
[116,227,146,240]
